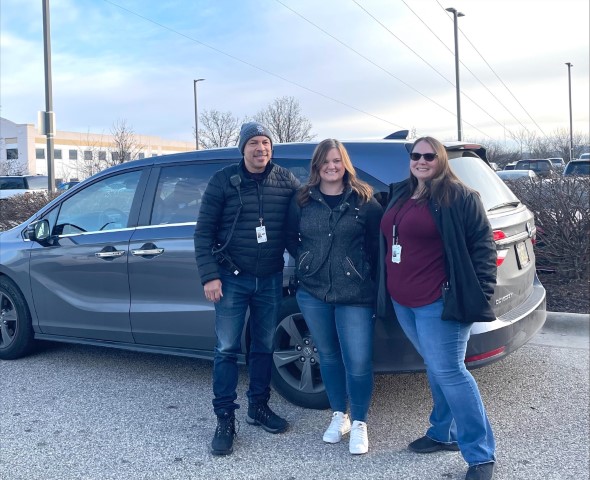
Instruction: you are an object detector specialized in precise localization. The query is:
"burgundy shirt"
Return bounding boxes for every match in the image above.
[380,199,447,307]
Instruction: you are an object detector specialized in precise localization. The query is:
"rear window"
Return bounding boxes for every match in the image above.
[448,155,520,212]
[25,176,49,189]
[0,177,26,190]
[564,161,590,176]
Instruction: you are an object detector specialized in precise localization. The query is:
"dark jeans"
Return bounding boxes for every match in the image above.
[212,269,282,416]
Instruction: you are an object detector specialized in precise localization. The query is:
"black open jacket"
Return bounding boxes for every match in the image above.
[376,179,497,323]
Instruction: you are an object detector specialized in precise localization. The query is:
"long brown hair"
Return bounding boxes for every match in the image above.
[409,136,464,207]
[297,139,373,205]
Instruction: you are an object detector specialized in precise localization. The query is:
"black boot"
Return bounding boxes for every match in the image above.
[211,412,237,455]
[246,403,288,433]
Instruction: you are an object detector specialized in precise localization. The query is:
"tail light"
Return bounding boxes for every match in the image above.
[493,230,508,266]
[496,249,508,267]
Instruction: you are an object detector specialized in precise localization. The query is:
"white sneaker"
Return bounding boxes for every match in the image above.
[349,420,369,454]
[322,411,351,443]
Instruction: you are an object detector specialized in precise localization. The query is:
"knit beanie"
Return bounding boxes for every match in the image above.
[238,122,273,154]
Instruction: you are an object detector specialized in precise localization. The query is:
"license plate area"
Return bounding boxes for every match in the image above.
[515,241,530,269]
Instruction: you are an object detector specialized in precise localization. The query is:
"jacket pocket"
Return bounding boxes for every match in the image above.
[297,251,314,277]
[343,256,365,282]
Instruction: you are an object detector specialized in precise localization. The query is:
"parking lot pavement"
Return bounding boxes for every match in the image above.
[1,328,588,480]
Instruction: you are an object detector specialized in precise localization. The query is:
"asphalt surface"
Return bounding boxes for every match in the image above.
[1,311,588,480]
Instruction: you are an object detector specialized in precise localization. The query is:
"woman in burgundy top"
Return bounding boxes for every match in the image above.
[379,137,497,480]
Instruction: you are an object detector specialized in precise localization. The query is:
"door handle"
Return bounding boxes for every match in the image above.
[95,250,126,258]
[131,248,164,256]
[131,242,164,257]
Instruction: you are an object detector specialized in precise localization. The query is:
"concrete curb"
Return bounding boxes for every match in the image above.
[545,311,589,334]
[532,311,590,349]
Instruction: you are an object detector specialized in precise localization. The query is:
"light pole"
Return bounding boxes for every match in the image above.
[42,0,55,192]
[446,7,464,141]
[193,79,205,150]
[565,62,574,162]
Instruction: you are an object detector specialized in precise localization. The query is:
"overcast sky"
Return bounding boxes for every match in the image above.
[1,0,588,146]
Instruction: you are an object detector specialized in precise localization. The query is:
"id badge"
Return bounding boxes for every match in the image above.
[256,225,268,243]
[391,244,402,263]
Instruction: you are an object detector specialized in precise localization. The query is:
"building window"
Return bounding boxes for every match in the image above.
[152,153,158,157]
[36,148,45,159]
[112,152,120,162]
[98,151,106,161]
[84,150,93,161]
[138,152,145,159]
[7,148,18,159]
[69,150,77,160]
[54,149,62,159]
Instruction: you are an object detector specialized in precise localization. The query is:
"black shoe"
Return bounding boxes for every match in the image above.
[465,462,495,480]
[246,403,288,433]
[211,412,237,456]
[408,435,460,453]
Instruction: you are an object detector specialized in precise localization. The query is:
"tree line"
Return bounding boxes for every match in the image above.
[196,95,315,149]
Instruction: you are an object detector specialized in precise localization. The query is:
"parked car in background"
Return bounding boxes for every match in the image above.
[497,169,538,182]
[563,158,590,176]
[514,159,556,177]
[578,153,590,161]
[504,162,517,170]
[0,175,48,200]
[547,157,565,170]
[0,138,546,409]
[57,181,80,191]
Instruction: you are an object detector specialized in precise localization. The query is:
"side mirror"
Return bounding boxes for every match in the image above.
[26,219,51,243]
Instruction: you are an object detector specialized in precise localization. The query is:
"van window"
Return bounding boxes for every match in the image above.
[150,164,221,225]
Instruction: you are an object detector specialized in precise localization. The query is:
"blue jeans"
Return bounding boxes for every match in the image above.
[392,298,496,466]
[212,269,282,416]
[296,288,374,422]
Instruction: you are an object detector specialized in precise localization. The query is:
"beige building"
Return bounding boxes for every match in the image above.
[0,117,194,183]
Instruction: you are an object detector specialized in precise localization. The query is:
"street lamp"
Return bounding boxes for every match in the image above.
[193,78,205,150]
[446,7,465,141]
[565,62,574,162]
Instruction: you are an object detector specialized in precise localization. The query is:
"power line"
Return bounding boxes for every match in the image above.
[352,0,515,138]
[400,0,532,137]
[433,0,548,138]
[102,0,405,131]
[274,0,490,138]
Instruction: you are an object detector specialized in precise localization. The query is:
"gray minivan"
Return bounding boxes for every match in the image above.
[0,137,546,408]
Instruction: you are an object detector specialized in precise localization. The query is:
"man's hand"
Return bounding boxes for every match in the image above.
[204,279,223,303]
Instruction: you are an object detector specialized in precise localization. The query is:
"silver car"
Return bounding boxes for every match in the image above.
[0,138,546,409]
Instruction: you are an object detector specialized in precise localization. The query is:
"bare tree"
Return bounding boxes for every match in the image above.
[197,109,242,149]
[75,130,106,179]
[110,119,144,166]
[254,96,315,143]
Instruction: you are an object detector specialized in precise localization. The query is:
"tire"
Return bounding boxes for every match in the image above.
[271,296,330,410]
[0,277,35,360]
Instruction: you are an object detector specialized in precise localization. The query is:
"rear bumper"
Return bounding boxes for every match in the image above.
[466,276,547,367]
[373,276,547,373]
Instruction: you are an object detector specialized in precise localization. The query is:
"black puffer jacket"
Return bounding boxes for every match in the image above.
[376,179,497,323]
[285,186,383,306]
[194,161,299,284]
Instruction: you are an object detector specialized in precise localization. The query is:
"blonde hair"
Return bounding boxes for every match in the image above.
[297,139,373,205]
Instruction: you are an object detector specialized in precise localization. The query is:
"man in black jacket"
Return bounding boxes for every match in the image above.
[194,122,300,456]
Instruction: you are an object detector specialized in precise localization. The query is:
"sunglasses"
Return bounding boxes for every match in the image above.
[410,153,438,161]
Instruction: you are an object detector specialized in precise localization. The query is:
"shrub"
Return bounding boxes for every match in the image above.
[0,192,60,232]
[506,175,590,281]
